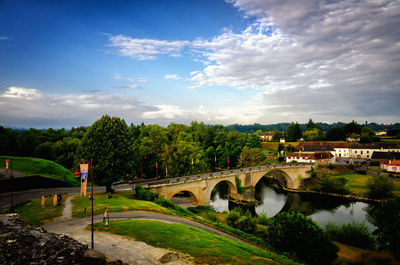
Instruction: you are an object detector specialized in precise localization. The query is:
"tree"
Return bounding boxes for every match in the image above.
[268,212,338,265]
[286,122,302,141]
[81,115,134,192]
[326,127,346,141]
[367,196,400,259]
[366,175,394,199]
[343,121,361,136]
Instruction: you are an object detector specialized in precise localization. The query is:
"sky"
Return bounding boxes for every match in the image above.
[0,0,399,129]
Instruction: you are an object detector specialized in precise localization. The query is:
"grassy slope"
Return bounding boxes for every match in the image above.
[0,156,79,186]
[336,242,400,265]
[2,195,67,225]
[333,173,400,195]
[71,191,173,217]
[94,220,298,265]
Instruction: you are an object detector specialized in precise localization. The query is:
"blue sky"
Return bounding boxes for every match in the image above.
[1,0,399,128]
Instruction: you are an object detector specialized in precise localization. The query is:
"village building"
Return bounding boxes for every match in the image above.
[380,160,400,173]
[286,152,334,164]
[260,131,275,142]
[350,143,400,159]
[371,151,400,163]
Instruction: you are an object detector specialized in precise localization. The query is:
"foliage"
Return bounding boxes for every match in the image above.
[303,128,325,141]
[366,175,394,199]
[326,127,346,141]
[135,185,159,201]
[267,212,338,265]
[235,176,245,194]
[310,166,317,178]
[256,211,270,226]
[226,208,242,228]
[367,196,400,259]
[325,222,376,249]
[0,156,79,186]
[237,215,257,234]
[239,146,266,167]
[94,220,298,265]
[154,197,176,210]
[313,175,350,194]
[81,115,134,192]
[286,122,302,142]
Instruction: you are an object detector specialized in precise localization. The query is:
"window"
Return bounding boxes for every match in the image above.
[361,151,363,155]
[355,151,357,153]
[367,151,369,154]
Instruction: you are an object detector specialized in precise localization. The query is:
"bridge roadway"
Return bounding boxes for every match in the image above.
[144,164,311,206]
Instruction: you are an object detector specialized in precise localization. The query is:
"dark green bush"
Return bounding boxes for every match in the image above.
[325,222,376,249]
[348,164,355,170]
[237,215,257,233]
[155,197,176,210]
[313,175,350,194]
[257,211,270,226]
[268,212,338,265]
[226,208,242,228]
[235,176,245,194]
[135,185,159,201]
[366,175,394,199]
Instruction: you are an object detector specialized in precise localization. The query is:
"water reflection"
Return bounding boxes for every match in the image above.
[210,176,375,229]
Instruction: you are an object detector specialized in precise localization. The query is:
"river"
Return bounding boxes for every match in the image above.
[210,178,376,230]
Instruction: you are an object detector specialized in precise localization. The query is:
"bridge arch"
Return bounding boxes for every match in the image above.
[253,169,294,188]
[168,190,200,206]
[206,179,237,204]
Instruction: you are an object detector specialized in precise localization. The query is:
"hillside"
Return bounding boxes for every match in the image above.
[0,156,80,187]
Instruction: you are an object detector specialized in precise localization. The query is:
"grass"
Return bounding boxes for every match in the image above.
[2,195,67,225]
[71,190,173,218]
[0,156,80,186]
[332,173,400,195]
[336,242,400,265]
[93,220,299,265]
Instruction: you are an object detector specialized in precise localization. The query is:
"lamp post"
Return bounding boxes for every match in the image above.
[90,158,94,249]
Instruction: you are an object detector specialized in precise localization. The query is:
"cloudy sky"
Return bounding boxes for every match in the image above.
[0,0,399,128]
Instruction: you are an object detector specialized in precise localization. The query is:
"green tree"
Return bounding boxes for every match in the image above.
[326,127,346,141]
[287,122,302,142]
[268,212,338,265]
[367,196,400,259]
[81,115,134,192]
[343,121,361,136]
[366,175,394,199]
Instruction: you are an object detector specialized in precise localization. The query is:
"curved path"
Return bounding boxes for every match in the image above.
[43,198,250,265]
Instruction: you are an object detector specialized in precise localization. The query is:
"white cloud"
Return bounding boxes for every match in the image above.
[164,74,181,80]
[0,86,156,128]
[109,34,190,60]
[0,36,8,40]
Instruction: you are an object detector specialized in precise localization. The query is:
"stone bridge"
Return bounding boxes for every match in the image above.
[145,164,311,206]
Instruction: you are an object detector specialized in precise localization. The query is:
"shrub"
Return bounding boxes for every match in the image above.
[313,175,350,194]
[348,164,355,170]
[327,164,335,170]
[226,208,242,228]
[257,211,269,226]
[325,222,376,249]
[255,224,269,239]
[235,176,245,194]
[205,211,218,223]
[155,197,176,210]
[135,185,159,201]
[366,175,394,199]
[237,215,257,233]
[268,212,338,265]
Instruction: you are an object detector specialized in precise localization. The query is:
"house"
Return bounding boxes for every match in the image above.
[350,143,400,159]
[260,132,275,142]
[280,138,285,143]
[376,131,387,136]
[297,142,350,158]
[380,160,400,173]
[286,152,334,164]
[346,133,360,142]
[371,151,400,162]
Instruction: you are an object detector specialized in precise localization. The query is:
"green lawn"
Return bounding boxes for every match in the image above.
[0,156,80,186]
[4,195,67,225]
[333,173,400,195]
[93,220,298,265]
[71,191,173,217]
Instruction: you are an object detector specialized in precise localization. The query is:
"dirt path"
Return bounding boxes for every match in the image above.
[61,194,74,220]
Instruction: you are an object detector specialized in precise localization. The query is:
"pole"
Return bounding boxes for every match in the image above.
[90,158,94,249]
[10,159,14,212]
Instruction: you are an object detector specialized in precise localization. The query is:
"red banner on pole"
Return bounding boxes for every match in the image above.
[5,159,9,174]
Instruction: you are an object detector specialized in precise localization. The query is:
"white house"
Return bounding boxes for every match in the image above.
[350,144,400,159]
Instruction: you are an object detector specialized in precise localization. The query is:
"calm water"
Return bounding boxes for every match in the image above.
[210,178,376,229]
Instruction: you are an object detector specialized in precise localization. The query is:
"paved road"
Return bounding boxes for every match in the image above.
[0,184,133,209]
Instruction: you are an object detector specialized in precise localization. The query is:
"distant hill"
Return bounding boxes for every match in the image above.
[228,122,400,133]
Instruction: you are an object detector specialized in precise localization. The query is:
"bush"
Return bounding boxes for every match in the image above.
[366,175,394,199]
[237,215,257,234]
[325,222,376,249]
[235,176,245,194]
[257,211,270,226]
[313,175,350,194]
[134,185,159,201]
[205,211,218,223]
[255,224,269,239]
[155,197,176,210]
[226,209,241,228]
[268,212,338,265]
[348,164,355,170]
